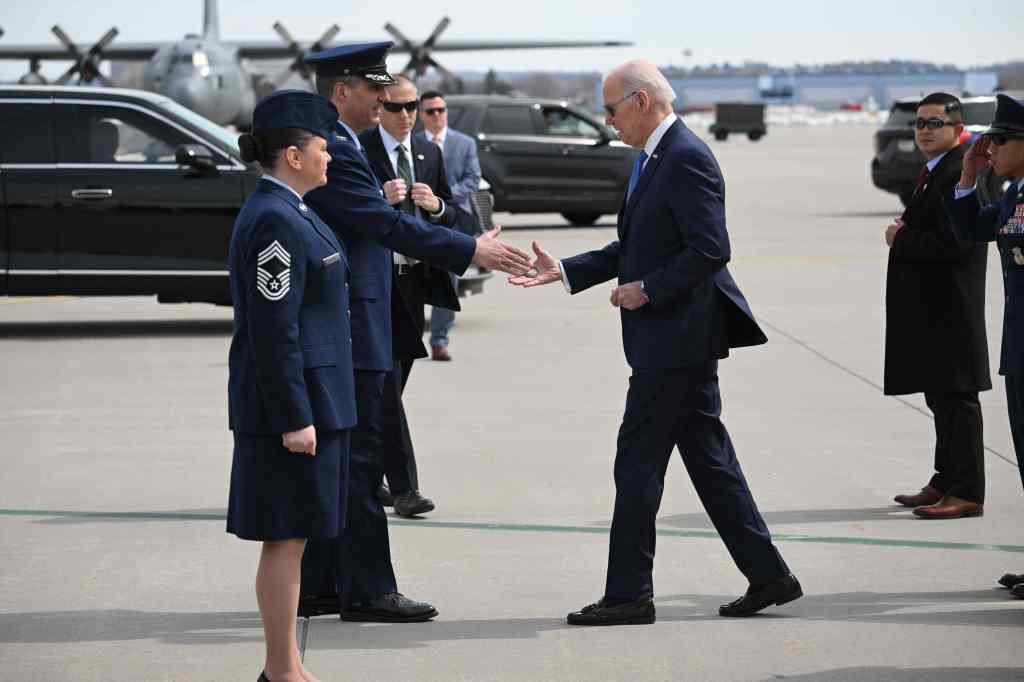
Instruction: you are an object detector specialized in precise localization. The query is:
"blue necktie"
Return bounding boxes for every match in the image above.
[626,151,648,202]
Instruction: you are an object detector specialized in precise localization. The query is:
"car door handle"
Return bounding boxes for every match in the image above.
[71,188,114,200]
[561,147,573,155]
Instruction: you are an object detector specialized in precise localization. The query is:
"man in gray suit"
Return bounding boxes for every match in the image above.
[417,90,482,361]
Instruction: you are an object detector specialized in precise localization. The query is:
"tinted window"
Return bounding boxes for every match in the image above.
[884,102,917,131]
[58,104,193,164]
[482,106,536,135]
[0,102,54,164]
[541,107,601,139]
[446,105,467,130]
[962,101,996,125]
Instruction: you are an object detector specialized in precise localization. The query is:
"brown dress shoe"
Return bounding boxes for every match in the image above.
[913,495,983,519]
[431,345,451,361]
[894,485,943,508]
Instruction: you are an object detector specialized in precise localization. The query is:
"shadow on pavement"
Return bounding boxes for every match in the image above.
[0,319,233,339]
[0,610,264,645]
[655,589,1023,628]
[764,667,1024,681]
[659,506,921,529]
[307,616,569,650]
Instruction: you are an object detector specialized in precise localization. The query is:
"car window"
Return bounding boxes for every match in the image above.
[0,102,54,164]
[482,106,536,135]
[962,101,996,125]
[540,107,601,139]
[446,105,466,130]
[58,104,193,164]
[883,103,917,131]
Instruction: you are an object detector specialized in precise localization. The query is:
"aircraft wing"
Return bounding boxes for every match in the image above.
[0,42,164,61]
[234,39,631,60]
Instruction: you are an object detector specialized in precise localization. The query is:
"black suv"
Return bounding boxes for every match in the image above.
[872,95,1001,206]
[0,85,490,305]
[444,95,638,226]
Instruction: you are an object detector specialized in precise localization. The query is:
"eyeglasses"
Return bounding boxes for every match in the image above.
[380,100,419,114]
[603,91,639,117]
[911,117,952,131]
[423,107,447,116]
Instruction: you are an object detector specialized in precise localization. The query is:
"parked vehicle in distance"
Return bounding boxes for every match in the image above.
[872,95,1003,207]
[443,95,637,227]
[709,102,766,142]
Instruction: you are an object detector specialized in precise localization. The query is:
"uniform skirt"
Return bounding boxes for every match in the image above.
[227,428,350,541]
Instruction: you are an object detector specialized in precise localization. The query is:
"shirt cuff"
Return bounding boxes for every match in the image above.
[426,198,446,222]
[559,260,572,293]
[954,184,976,200]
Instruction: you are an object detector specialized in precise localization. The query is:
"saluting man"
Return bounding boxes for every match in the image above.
[946,93,1024,598]
[225,90,354,682]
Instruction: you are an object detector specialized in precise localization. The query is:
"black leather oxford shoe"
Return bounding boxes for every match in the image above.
[394,491,435,517]
[998,572,1024,588]
[719,574,803,617]
[566,598,655,626]
[340,593,438,622]
[377,483,395,507]
[1012,583,1024,599]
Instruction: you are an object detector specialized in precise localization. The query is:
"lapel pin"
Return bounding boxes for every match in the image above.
[417,154,425,161]
[652,154,658,159]
[299,203,308,212]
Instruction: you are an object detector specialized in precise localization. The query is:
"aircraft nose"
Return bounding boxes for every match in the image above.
[165,78,216,121]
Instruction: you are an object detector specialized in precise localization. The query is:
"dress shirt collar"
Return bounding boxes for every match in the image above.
[427,126,448,147]
[261,173,303,201]
[642,113,678,159]
[379,126,411,154]
[925,149,949,173]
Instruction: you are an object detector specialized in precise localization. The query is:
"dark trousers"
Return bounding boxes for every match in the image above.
[380,359,419,495]
[605,361,789,601]
[1004,376,1024,490]
[300,370,398,605]
[923,391,985,503]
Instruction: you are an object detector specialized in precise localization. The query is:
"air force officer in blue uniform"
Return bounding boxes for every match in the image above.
[946,94,1024,597]
[511,60,801,625]
[296,43,532,622]
[226,90,354,682]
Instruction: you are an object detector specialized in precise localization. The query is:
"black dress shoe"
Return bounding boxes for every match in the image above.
[998,572,1024,588]
[297,593,340,617]
[340,592,438,622]
[719,574,803,617]
[566,598,655,626]
[1012,584,1024,599]
[377,483,394,507]
[394,491,435,517]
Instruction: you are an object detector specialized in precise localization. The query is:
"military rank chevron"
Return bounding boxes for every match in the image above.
[256,240,291,301]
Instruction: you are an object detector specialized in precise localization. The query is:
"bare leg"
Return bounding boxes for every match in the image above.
[257,539,319,682]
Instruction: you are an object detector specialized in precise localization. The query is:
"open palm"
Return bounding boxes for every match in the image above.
[509,241,562,288]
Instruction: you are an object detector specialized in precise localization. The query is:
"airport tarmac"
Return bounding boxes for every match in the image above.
[1,125,1021,681]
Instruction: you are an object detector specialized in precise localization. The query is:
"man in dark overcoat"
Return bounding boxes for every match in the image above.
[885,93,990,519]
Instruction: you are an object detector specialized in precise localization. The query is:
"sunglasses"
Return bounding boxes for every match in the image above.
[911,117,953,131]
[603,91,639,117]
[380,100,419,113]
[423,106,447,116]
[986,133,1023,147]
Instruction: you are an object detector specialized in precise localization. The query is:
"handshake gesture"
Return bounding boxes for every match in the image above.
[509,241,649,310]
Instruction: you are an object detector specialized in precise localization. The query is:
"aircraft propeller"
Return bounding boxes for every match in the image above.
[384,16,462,90]
[51,25,119,86]
[271,21,340,88]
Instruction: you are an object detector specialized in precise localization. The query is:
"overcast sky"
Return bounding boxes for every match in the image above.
[1,0,1019,81]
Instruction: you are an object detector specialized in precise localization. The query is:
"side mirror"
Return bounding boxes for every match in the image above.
[175,144,216,173]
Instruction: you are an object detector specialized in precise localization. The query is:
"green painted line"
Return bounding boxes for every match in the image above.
[1,508,1021,554]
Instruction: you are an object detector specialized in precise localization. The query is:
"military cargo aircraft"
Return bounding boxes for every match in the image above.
[0,0,630,128]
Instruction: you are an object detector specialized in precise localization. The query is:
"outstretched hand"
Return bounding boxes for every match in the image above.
[509,241,563,288]
[472,225,533,275]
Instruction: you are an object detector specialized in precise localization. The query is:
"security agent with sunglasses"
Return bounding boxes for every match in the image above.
[295,42,532,624]
[359,74,458,518]
[946,93,1024,597]
[884,93,991,521]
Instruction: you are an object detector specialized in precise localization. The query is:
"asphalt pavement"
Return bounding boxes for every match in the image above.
[1,125,1022,681]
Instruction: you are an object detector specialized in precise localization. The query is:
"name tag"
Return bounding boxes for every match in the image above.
[322,252,341,267]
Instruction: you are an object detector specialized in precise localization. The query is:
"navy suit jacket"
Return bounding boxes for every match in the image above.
[562,118,767,370]
[228,179,357,434]
[417,127,482,215]
[304,122,477,372]
[947,182,1024,375]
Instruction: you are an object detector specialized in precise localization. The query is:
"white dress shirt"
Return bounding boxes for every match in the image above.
[558,113,679,291]
[427,126,448,150]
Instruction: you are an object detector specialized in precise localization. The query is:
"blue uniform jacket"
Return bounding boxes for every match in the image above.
[304,122,478,371]
[228,179,357,434]
[562,118,767,370]
[947,183,1024,376]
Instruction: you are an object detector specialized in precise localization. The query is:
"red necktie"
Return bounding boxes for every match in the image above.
[914,166,929,194]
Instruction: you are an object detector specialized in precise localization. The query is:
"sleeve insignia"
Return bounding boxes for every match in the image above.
[256,240,291,300]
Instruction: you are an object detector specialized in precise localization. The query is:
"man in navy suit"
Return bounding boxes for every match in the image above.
[512,59,801,625]
[297,43,532,623]
[417,89,484,361]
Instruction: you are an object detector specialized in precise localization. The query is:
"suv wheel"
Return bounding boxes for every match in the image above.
[562,212,602,227]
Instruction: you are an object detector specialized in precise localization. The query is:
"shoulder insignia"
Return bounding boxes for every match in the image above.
[256,240,291,301]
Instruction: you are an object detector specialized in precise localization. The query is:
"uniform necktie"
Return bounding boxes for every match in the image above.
[626,151,649,202]
[395,143,416,214]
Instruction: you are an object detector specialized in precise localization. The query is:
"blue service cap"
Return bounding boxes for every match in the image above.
[252,90,338,140]
[304,41,396,86]
[983,93,1024,137]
